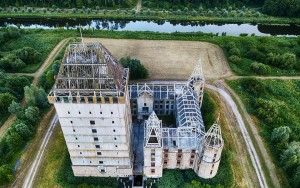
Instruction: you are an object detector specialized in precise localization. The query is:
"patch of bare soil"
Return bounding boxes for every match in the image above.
[83,38,232,80]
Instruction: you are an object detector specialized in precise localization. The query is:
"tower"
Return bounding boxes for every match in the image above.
[143,111,163,178]
[188,59,205,107]
[195,121,224,179]
[48,42,133,177]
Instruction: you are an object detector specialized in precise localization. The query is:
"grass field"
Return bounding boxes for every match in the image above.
[227,79,300,187]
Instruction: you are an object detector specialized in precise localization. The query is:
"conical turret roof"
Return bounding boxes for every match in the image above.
[204,122,223,148]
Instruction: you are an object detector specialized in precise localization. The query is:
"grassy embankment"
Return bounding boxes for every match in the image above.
[228,79,300,187]
[0,7,299,25]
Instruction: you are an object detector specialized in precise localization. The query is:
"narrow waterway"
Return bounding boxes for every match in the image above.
[1,18,299,36]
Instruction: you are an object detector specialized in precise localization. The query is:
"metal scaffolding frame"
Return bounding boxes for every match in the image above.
[144,112,162,148]
[49,42,129,99]
[204,122,224,149]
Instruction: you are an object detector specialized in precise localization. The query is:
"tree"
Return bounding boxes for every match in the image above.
[271,126,291,143]
[8,101,23,118]
[280,142,300,170]
[157,170,184,188]
[5,76,30,99]
[15,47,41,64]
[250,62,271,75]
[24,85,48,108]
[25,106,39,123]
[0,93,16,113]
[0,165,13,185]
[120,57,148,80]
[13,122,32,138]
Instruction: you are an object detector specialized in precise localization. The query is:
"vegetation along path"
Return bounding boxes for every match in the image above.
[0,38,70,139]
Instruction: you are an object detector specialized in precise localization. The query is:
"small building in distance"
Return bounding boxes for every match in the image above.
[48,42,224,179]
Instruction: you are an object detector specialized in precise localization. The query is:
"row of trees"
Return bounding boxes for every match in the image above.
[0,0,137,8]
[0,84,48,185]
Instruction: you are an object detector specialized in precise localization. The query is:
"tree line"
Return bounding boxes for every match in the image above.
[0,0,137,8]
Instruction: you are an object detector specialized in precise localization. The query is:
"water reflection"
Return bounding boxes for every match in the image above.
[0,18,298,36]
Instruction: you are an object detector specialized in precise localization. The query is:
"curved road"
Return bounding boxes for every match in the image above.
[207,84,268,188]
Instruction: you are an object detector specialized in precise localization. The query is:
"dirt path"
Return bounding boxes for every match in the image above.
[228,75,300,80]
[135,0,142,13]
[0,38,70,139]
[222,82,283,188]
[22,114,58,188]
[207,90,259,188]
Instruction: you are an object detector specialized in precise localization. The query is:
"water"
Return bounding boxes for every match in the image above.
[0,18,299,36]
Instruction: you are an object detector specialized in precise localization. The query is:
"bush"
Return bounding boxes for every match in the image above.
[266,52,297,69]
[0,93,16,113]
[15,47,41,65]
[0,54,26,72]
[228,55,241,64]
[250,62,271,75]
[120,57,148,80]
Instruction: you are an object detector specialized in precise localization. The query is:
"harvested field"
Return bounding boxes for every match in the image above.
[83,38,232,80]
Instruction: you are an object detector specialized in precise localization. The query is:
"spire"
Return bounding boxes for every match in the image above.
[190,59,204,80]
[144,111,162,147]
[188,59,205,107]
[204,122,223,148]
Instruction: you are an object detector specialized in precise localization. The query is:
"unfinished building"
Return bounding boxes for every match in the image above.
[48,42,224,179]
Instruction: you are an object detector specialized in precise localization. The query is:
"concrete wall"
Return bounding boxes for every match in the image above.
[72,165,132,177]
[137,93,154,118]
[195,146,223,179]
[54,101,133,177]
[144,147,163,178]
[163,149,195,169]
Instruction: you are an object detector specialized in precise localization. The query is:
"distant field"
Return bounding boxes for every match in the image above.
[83,38,232,80]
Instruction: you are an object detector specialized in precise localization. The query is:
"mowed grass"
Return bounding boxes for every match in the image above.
[34,124,67,188]
[1,30,65,73]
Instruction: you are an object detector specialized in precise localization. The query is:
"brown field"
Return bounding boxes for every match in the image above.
[83,38,232,80]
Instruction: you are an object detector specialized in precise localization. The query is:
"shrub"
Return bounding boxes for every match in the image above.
[0,54,25,72]
[0,93,16,113]
[120,57,148,80]
[250,62,271,75]
[228,55,241,64]
[228,47,240,56]
[15,47,41,65]
[266,52,297,69]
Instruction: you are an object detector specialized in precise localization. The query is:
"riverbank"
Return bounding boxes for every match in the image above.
[0,7,299,25]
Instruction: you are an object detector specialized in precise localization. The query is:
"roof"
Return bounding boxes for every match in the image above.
[204,122,224,148]
[51,42,129,97]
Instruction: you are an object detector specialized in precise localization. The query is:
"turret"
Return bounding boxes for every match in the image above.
[188,60,205,107]
[194,121,224,179]
[143,112,163,178]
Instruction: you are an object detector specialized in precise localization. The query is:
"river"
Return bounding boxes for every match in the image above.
[0,18,299,36]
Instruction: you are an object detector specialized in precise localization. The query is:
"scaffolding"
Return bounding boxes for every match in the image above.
[48,42,129,102]
[204,122,224,149]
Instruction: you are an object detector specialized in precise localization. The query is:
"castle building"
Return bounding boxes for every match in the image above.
[48,42,224,180]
